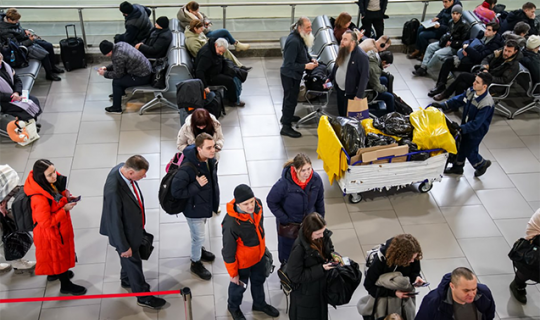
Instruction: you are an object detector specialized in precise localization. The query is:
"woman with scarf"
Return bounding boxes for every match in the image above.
[267,153,325,264]
[177,1,250,51]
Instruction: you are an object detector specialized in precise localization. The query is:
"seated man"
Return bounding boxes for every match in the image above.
[432,73,494,176]
[368,50,395,115]
[414,5,469,77]
[0,8,63,81]
[185,20,250,70]
[503,21,530,49]
[429,22,503,97]
[408,0,461,60]
[114,1,153,46]
[416,267,496,319]
[97,40,152,114]
[0,52,41,122]
[521,35,540,83]
[473,0,499,24]
[135,16,172,59]
[434,39,521,101]
[360,34,391,53]
[500,2,537,35]
[195,37,245,106]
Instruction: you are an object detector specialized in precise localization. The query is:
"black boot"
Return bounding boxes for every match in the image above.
[191,260,212,280]
[46,73,61,81]
[413,66,427,76]
[201,247,215,262]
[428,84,446,97]
[444,164,464,175]
[474,160,492,177]
[280,125,302,138]
[510,280,527,304]
[52,66,65,73]
[228,307,247,320]
[48,270,74,281]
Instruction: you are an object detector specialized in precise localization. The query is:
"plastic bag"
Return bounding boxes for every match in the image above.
[373,112,414,138]
[409,107,457,154]
[325,259,362,307]
[329,117,366,156]
[361,119,401,141]
[399,139,430,161]
[366,133,397,147]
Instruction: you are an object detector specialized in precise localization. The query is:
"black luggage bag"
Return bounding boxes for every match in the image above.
[60,24,87,71]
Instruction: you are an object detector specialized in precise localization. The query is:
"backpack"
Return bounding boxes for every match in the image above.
[364,243,385,277]
[401,19,420,47]
[159,160,199,215]
[392,93,414,115]
[165,152,184,173]
[150,57,169,89]
[10,187,50,232]
[204,89,224,119]
[0,38,29,68]
[304,62,328,91]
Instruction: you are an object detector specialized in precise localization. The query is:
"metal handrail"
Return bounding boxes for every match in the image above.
[2,0,472,47]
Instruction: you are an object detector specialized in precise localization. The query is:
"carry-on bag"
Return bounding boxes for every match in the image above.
[59,24,87,71]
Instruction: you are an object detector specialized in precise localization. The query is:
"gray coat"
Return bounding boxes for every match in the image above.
[104,42,152,79]
[100,163,146,253]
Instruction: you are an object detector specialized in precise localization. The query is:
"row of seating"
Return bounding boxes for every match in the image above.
[14,58,41,93]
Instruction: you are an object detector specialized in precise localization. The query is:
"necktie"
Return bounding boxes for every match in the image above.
[130,180,145,228]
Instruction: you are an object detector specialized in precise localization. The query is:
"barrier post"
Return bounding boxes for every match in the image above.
[222,6,227,29]
[421,1,429,21]
[181,287,193,320]
[290,4,296,26]
[77,8,88,48]
[357,6,361,27]
[152,7,156,24]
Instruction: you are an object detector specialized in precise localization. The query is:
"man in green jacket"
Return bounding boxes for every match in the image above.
[368,50,395,115]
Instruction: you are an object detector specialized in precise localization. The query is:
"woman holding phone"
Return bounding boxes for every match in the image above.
[24,159,86,295]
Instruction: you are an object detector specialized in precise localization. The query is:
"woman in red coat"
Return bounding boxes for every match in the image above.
[24,159,86,295]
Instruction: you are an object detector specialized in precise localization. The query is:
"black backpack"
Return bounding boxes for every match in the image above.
[401,19,420,46]
[150,57,169,89]
[392,93,414,115]
[10,187,49,232]
[159,161,199,215]
[304,62,328,91]
[204,88,225,119]
[0,38,29,68]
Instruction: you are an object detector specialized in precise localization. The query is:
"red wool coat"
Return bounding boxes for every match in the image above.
[24,171,76,276]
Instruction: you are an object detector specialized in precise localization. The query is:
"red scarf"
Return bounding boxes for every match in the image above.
[290,166,313,190]
[481,1,490,8]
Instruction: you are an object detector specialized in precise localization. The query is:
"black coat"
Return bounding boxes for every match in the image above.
[357,0,388,15]
[115,4,153,45]
[521,49,540,84]
[0,65,22,102]
[100,163,146,254]
[287,228,334,320]
[440,18,470,50]
[328,46,370,99]
[170,144,219,218]
[464,31,504,64]
[139,27,172,59]
[195,37,226,87]
[364,237,422,298]
[435,0,462,30]
[0,14,33,47]
[281,30,311,80]
[481,50,523,84]
[501,9,539,35]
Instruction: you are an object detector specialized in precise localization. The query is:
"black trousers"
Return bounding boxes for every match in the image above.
[336,85,355,117]
[118,249,151,301]
[228,258,267,311]
[443,72,476,97]
[280,73,301,126]
[111,74,151,110]
[0,95,42,121]
[437,57,474,86]
[209,74,237,103]
[34,40,55,74]
[361,10,385,38]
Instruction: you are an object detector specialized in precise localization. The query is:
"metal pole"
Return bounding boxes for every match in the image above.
[291,4,296,26]
[78,9,88,48]
[222,6,227,29]
[181,287,193,320]
[356,6,361,28]
[421,1,429,21]
[152,7,156,24]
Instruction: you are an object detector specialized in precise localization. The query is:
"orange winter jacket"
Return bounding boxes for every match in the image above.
[221,198,266,277]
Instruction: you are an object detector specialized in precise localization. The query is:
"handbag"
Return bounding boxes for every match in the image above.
[438,33,452,48]
[0,213,33,261]
[508,236,539,268]
[27,43,49,60]
[139,230,154,260]
[263,247,274,277]
[278,222,301,239]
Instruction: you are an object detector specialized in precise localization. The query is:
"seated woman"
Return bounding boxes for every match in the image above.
[177,1,250,51]
[0,8,63,81]
[333,12,356,43]
[0,53,42,123]
[177,108,224,159]
[185,20,250,70]
[135,16,172,59]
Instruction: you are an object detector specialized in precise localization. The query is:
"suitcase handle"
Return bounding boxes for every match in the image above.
[65,24,77,39]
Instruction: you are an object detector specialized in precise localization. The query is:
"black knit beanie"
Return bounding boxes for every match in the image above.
[119,1,134,14]
[99,40,114,55]
[156,16,170,29]
[234,184,255,204]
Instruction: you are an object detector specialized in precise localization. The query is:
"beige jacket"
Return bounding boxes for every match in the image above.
[526,208,540,240]
[177,113,225,155]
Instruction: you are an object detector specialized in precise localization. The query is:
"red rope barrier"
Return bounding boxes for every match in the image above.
[0,290,181,304]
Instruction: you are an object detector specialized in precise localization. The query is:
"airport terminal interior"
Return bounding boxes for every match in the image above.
[0,0,540,319]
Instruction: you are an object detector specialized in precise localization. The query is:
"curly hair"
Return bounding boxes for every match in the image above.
[385,234,423,267]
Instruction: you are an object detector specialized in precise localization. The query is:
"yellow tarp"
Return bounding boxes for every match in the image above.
[317,116,350,185]
[410,107,457,154]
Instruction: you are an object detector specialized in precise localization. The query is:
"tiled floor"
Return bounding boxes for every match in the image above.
[1,54,540,320]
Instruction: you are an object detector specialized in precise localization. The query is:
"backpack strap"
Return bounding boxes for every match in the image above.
[179,161,200,176]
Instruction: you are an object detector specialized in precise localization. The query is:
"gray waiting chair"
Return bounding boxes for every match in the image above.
[311,15,332,38]
[310,29,337,58]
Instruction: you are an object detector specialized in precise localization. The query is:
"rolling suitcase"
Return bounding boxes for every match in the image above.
[59,24,86,71]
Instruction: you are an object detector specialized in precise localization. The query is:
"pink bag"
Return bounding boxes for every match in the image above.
[165,153,184,172]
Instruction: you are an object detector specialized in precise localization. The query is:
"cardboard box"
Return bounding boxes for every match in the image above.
[350,144,397,164]
[349,144,409,165]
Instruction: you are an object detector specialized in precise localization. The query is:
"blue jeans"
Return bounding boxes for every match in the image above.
[415,25,439,52]
[206,29,236,44]
[186,217,206,262]
[422,42,455,69]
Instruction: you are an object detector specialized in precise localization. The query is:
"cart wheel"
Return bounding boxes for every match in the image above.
[349,193,363,204]
[419,181,433,193]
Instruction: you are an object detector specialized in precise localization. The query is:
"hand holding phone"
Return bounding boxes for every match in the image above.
[323,82,333,89]
[69,196,82,203]
[414,282,430,287]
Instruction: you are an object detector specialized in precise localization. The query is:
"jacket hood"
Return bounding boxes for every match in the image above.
[126,4,144,20]
[24,171,67,201]
[226,198,262,222]
[183,144,201,164]
[184,29,199,39]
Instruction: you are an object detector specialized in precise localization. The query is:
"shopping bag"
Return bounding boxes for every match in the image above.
[347,98,369,121]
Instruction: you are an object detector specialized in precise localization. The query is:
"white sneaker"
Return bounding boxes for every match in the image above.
[0,263,12,274]
[11,259,36,272]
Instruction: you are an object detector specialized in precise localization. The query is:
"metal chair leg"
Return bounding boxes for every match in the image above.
[494,102,512,119]
[138,97,161,115]
[511,100,540,118]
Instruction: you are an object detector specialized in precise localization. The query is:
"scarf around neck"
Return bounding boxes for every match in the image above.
[291,166,313,190]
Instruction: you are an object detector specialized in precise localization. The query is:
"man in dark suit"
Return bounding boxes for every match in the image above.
[100,155,166,309]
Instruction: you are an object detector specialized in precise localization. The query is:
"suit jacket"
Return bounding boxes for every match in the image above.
[100,163,146,253]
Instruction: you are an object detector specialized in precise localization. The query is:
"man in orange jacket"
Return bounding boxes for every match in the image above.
[222,184,279,320]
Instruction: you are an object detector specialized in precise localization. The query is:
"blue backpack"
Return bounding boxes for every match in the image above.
[0,38,29,68]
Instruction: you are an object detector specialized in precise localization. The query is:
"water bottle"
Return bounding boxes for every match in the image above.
[10,50,15,63]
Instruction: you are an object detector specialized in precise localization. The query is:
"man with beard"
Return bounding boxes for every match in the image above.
[326,30,370,117]
[280,17,318,138]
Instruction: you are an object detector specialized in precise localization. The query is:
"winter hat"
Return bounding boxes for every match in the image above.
[234,184,254,204]
[119,1,134,14]
[452,4,463,14]
[99,40,114,55]
[156,16,170,29]
[527,35,540,49]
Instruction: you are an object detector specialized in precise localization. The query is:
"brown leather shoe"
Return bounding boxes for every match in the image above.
[433,93,448,101]
[407,49,420,59]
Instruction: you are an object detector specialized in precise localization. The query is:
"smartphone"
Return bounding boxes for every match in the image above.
[406,291,419,295]
[414,282,430,287]
[69,196,82,203]
[342,257,351,266]
[238,280,247,289]
[324,82,333,89]
[21,90,29,103]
